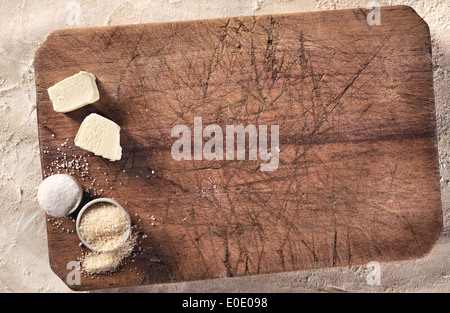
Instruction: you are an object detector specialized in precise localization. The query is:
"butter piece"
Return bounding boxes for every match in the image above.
[75,113,122,161]
[48,71,100,113]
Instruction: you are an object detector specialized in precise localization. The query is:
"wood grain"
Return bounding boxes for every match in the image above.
[34,5,442,291]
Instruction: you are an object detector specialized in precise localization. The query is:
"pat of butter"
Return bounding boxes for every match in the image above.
[75,113,122,161]
[48,71,100,113]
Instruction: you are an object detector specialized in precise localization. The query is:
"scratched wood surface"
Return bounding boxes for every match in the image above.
[34,5,442,291]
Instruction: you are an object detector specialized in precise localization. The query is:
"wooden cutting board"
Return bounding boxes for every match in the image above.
[35,5,442,291]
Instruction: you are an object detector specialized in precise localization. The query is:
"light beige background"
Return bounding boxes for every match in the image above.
[1,0,449,293]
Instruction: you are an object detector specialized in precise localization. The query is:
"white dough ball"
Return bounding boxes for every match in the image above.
[37,174,83,217]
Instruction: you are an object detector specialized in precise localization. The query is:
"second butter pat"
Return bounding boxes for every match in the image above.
[75,113,122,161]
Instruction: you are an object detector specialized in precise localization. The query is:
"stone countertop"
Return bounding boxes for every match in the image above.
[0,0,449,293]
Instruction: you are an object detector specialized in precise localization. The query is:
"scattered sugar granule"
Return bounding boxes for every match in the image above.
[80,232,137,275]
[78,202,129,252]
[81,251,123,275]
